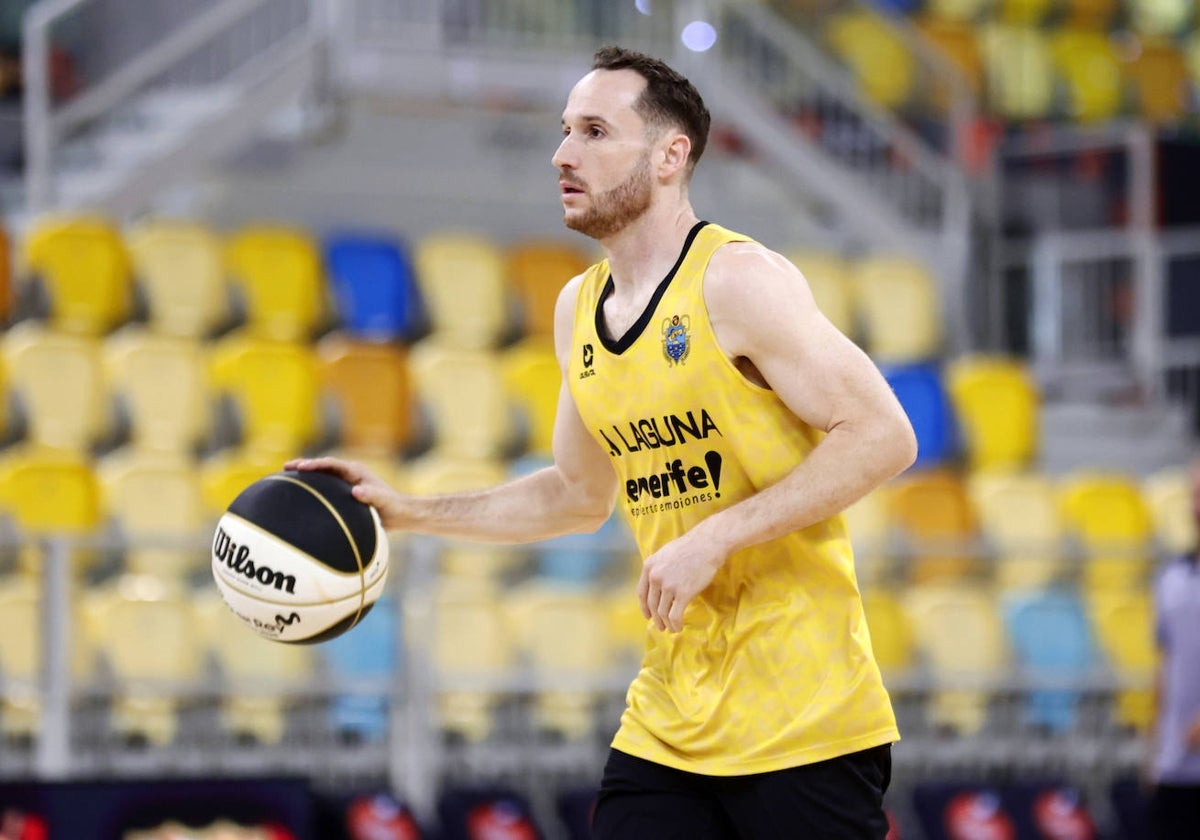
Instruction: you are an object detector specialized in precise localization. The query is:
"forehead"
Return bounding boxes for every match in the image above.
[562,68,647,125]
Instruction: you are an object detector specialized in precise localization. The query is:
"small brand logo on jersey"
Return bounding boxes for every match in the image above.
[662,315,690,365]
[579,343,596,378]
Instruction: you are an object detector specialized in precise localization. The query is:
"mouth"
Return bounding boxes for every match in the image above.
[559,180,585,197]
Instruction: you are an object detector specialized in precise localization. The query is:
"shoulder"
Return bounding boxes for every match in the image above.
[553,272,591,363]
[703,240,815,327]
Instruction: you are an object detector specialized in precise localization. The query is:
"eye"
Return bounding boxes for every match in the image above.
[587,125,604,138]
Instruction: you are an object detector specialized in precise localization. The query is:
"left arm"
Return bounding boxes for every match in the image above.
[638,243,917,631]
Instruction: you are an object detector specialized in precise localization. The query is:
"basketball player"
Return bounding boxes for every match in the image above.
[288,45,917,839]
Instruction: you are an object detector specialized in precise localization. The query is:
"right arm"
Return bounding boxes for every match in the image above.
[286,274,619,543]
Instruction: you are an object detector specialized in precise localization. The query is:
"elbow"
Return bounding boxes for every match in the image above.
[894,417,919,476]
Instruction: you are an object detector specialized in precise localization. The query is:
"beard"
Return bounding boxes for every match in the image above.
[562,152,653,239]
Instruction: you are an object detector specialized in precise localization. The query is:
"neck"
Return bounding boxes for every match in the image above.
[599,196,700,291]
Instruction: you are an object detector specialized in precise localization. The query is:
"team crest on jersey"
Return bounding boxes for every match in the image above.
[662,314,691,365]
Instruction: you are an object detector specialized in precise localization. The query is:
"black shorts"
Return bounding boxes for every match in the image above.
[591,743,893,840]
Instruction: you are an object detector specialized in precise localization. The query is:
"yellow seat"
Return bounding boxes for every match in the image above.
[2,322,107,452]
[104,327,211,455]
[969,470,1067,590]
[1049,28,1123,123]
[825,12,916,109]
[1130,0,1191,36]
[125,219,229,338]
[852,255,941,363]
[1186,32,1200,97]
[1086,588,1156,732]
[844,489,893,586]
[904,582,1009,735]
[887,470,979,583]
[1059,471,1154,590]
[405,454,513,580]
[996,0,1055,25]
[1061,0,1118,27]
[508,581,614,739]
[981,25,1056,121]
[862,588,917,680]
[425,579,515,742]
[924,0,991,22]
[506,240,590,338]
[86,573,203,745]
[97,449,206,578]
[209,332,322,455]
[409,339,514,459]
[1125,38,1190,123]
[1142,467,1197,558]
[414,232,510,350]
[946,355,1039,471]
[317,333,415,456]
[196,593,314,744]
[501,336,561,458]
[0,446,102,573]
[226,224,325,342]
[21,214,132,335]
[199,448,284,517]
[786,250,857,338]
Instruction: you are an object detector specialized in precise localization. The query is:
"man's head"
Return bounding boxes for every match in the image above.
[553,46,711,239]
[588,45,711,175]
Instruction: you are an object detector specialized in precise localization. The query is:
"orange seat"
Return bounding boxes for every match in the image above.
[1125,38,1190,123]
[21,214,132,335]
[887,470,979,582]
[506,240,590,338]
[317,333,415,455]
[915,18,985,97]
[226,224,326,342]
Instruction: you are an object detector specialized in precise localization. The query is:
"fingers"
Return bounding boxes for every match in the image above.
[284,457,364,484]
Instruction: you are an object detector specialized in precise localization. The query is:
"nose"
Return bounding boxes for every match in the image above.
[552,133,575,171]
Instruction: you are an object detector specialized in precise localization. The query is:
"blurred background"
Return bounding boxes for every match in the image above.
[0,0,1197,838]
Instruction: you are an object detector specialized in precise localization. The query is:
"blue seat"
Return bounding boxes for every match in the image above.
[1002,588,1099,734]
[881,362,957,467]
[320,594,400,742]
[324,233,424,341]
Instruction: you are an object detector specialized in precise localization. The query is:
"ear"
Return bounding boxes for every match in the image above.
[658,132,692,180]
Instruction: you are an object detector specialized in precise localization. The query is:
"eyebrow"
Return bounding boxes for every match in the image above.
[562,114,615,128]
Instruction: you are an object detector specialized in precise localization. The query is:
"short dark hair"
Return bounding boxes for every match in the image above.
[591,45,711,173]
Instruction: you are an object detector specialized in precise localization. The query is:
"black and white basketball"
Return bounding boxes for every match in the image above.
[212,470,389,644]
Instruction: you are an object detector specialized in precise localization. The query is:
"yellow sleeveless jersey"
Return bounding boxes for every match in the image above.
[567,222,898,775]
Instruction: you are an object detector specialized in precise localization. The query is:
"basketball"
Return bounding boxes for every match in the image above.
[211,470,389,644]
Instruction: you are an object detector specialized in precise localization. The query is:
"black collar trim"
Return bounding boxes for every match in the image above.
[595,220,709,355]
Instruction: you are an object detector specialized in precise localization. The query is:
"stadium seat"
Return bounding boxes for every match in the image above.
[1048,28,1123,123]
[914,19,985,97]
[1058,471,1154,590]
[1061,0,1118,28]
[1142,466,1198,558]
[881,363,958,468]
[225,224,326,342]
[208,332,323,455]
[1124,38,1190,123]
[1001,587,1101,734]
[501,336,561,458]
[1186,32,1200,96]
[980,25,1056,120]
[0,446,101,574]
[0,574,90,741]
[87,573,203,745]
[408,340,514,459]
[852,255,942,362]
[406,454,513,580]
[507,581,615,739]
[785,250,857,339]
[923,0,991,22]
[996,0,1055,25]
[945,355,1039,471]
[198,447,283,517]
[196,593,316,745]
[96,449,206,579]
[413,232,510,350]
[0,225,11,325]
[20,214,132,335]
[506,239,590,338]
[968,470,1067,590]
[904,582,1009,735]
[825,11,917,109]
[2,322,107,452]
[321,593,400,743]
[861,588,917,680]
[125,219,229,338]
[1129,0,1191,36]
[844,489,893,586]
[1086,588,1156,732]
[103,326,211,455]
[427,579,516,742]
[887,469,978,582]
[324,232,424,342]
[317,333,415,456]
